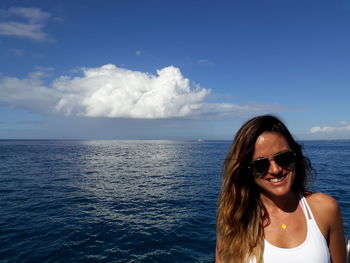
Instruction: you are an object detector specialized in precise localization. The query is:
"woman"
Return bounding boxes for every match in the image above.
[216,115,346,263]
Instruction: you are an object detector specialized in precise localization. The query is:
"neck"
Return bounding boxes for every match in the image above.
[259,191,299,213]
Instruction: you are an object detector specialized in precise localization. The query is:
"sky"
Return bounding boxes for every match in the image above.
[0,0,350,140]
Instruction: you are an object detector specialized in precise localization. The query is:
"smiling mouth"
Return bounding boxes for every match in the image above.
[267,174,286,183]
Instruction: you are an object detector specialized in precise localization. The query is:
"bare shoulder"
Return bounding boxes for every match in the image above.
[306,192,340,213]
[306,193,346,262]
[305,192,342,237]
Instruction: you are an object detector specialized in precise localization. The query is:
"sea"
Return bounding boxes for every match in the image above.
[0,140,349,263]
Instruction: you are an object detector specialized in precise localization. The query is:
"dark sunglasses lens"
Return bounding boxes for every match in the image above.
[251,151,295,174]
[275,152,295,167]
[252,159,270,174]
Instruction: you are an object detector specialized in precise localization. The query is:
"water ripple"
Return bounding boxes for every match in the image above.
[0,140,348,262]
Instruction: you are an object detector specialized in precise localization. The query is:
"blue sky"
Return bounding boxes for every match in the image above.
[1,0,350,140]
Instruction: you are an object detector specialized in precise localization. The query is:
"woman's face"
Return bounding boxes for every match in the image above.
[252,132,295,198]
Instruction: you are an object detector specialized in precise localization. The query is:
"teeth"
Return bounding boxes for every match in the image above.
[268,176,285,182]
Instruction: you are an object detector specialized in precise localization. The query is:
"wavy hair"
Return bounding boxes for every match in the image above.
[216,115,314,262]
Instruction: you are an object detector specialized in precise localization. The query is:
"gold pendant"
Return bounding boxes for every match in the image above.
[281,224,287,229]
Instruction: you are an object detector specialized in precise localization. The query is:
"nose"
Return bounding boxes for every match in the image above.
[268,159,283,174]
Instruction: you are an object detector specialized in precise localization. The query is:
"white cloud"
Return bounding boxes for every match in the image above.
[54,64,210,118]
[0,64,288,119]
[0,7,52,41]
[310,121,350,133]
[340,121,348,126]
[0,70,58,112]
[310,126,321,133]
[6,7,51,22]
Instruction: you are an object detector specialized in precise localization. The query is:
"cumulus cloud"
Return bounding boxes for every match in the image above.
[0,64,288,119]
[310,121,350,133]
[54,64,210,118]
[0,7,52,41]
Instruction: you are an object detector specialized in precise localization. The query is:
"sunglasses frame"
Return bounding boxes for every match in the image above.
[249,150,296,175]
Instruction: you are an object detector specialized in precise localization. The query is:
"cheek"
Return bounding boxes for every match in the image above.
[282,162,295,174]
[287,165,296,182]
[254,175,265,187]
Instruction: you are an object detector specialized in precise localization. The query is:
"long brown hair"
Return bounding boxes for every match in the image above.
[216,115,314,262]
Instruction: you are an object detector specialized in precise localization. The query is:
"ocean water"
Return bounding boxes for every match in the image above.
[0,140,349,263]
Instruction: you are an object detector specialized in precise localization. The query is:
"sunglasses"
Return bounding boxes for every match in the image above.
[249,151,296,175]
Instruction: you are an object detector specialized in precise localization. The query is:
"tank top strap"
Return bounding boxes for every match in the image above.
[299,195,314,221]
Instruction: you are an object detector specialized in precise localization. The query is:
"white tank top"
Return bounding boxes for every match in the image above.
[252,196,331,263]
